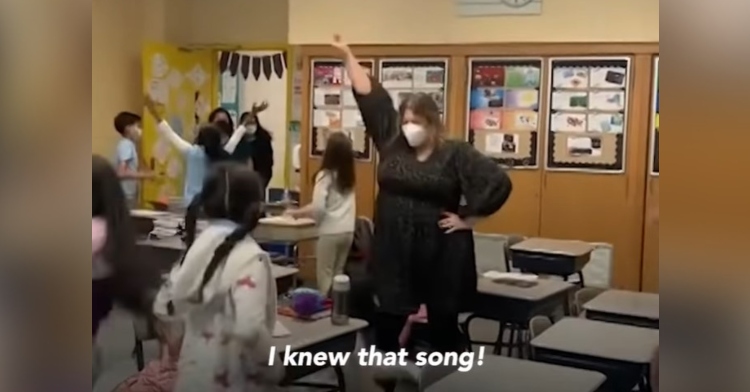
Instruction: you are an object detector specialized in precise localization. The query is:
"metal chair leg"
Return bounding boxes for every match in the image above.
[133,338,145,371]
[334,365,347,392]
[493,323,506,355]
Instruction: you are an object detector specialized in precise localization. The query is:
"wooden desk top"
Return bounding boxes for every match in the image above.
[477,277,574,302]
[531,317,659,364]
[427,355,605,392]
[273,316,368,351]
[511,238,594,257]
[584,290,659,321]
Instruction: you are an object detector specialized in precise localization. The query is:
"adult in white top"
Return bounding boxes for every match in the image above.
[286,133,356,294]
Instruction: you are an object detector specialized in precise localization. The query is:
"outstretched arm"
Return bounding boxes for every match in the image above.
[223,125,247,153]
[335,35,400,152]
[145,96,192,153]
[455,143,513,219]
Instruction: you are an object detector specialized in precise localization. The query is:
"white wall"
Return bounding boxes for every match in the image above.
[288,0,659,44]
[236,50,290,189]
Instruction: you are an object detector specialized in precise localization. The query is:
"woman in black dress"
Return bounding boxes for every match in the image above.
[333,36,513,353]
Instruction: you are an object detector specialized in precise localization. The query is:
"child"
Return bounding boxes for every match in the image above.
[113,112,155,207]
[285,132,356,295]
[92,155,163,379]
[153,163,284,391]
[233,106,274,190]
[144,96,250,206]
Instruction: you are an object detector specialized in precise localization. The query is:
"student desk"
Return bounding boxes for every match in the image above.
[510,238,594,285]
[426,355,606,392]
[274,316,368,391]
[136,237,299,290]
[583,290,659,329]
[531,318,659,392]
[463,278,575,357]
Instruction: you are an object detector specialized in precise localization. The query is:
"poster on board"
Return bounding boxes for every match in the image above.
[650,57,659,176]
[465,58,542,168]
[544,57,631,173]
[378,58,449,120]
[309,59,374,161]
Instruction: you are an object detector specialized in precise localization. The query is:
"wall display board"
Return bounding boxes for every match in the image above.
[545,57,631,173]
[465,58,542,168]
[309,59,374,160]
[378,58,449,121]
[649,57,659,176]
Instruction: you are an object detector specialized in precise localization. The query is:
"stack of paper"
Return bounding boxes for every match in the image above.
[149,217,183,239]
[483,271,538,281]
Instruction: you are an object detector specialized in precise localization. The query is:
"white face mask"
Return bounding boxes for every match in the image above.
[247,125,257,134]
[131,126,142,139]
[402,123,427,147]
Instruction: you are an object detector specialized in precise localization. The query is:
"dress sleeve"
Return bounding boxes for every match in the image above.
[454,142,513,218]
[352,77,402,153]
[310,171,332,219]
[223,125,247,154]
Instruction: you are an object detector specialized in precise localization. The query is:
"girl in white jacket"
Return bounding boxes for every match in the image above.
[154,162,283,391]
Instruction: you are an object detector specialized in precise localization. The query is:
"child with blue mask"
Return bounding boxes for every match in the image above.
[145,96,252,206]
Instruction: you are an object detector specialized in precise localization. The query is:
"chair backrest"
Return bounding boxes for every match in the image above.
[529,315,553,339]
[503,234,526,272]
[573,287,606,316]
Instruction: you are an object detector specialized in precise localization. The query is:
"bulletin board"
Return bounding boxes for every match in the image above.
[544,57,632,173]
[141,43,215,206]
[465,58,542,168]
[308,59,375,161]
[649,56,659,176]
[378,58,449,119]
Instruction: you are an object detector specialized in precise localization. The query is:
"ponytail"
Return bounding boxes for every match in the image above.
[180,193,204,266]
[194,201,263,301]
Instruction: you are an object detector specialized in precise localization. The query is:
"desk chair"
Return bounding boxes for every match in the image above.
[573,287,605,317]
[528,315,553,359]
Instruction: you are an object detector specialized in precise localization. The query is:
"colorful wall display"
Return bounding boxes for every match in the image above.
[141,43,215,206]
[465,58,542,168]
[309,59,375,161]
[216,49,290,191]
[545,57,631,173]
[650,57,659,176]
[378,58,449,119]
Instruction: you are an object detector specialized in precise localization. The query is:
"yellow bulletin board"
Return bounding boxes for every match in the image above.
[141,43,216,205]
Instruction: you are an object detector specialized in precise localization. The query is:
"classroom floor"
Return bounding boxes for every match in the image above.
[93,310,501,392]
[94,237,533,391]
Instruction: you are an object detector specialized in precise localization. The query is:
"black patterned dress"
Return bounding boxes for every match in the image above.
[354,79,513,351]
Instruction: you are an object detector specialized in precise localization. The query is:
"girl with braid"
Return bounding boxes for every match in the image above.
[153,162,284,391]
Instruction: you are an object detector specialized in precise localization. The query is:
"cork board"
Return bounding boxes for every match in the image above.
[314,127,369,156]
[472,129,536,166]
[308,59,374,160]
[466,58,542,168]
[545,57,631,173]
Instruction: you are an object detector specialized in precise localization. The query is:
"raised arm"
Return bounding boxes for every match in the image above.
[334,35,400,152]
[223,124,247,153]
[454,142,513,218]
[145,96,192,153]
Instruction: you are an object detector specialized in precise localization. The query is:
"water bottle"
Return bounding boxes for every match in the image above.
[331,275,350,325]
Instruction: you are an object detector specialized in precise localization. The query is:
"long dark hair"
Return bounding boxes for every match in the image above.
[92,155,160,313]
[208,107,235,131]
[316,132,355,193]
[238,111,273,141]
[182,163,265,300]
[195,123,230,163]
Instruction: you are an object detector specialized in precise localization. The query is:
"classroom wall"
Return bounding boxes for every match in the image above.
[92,0,289,156]
[288,0,659,44]
[92,0,171,155]
[217,50,291,189]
